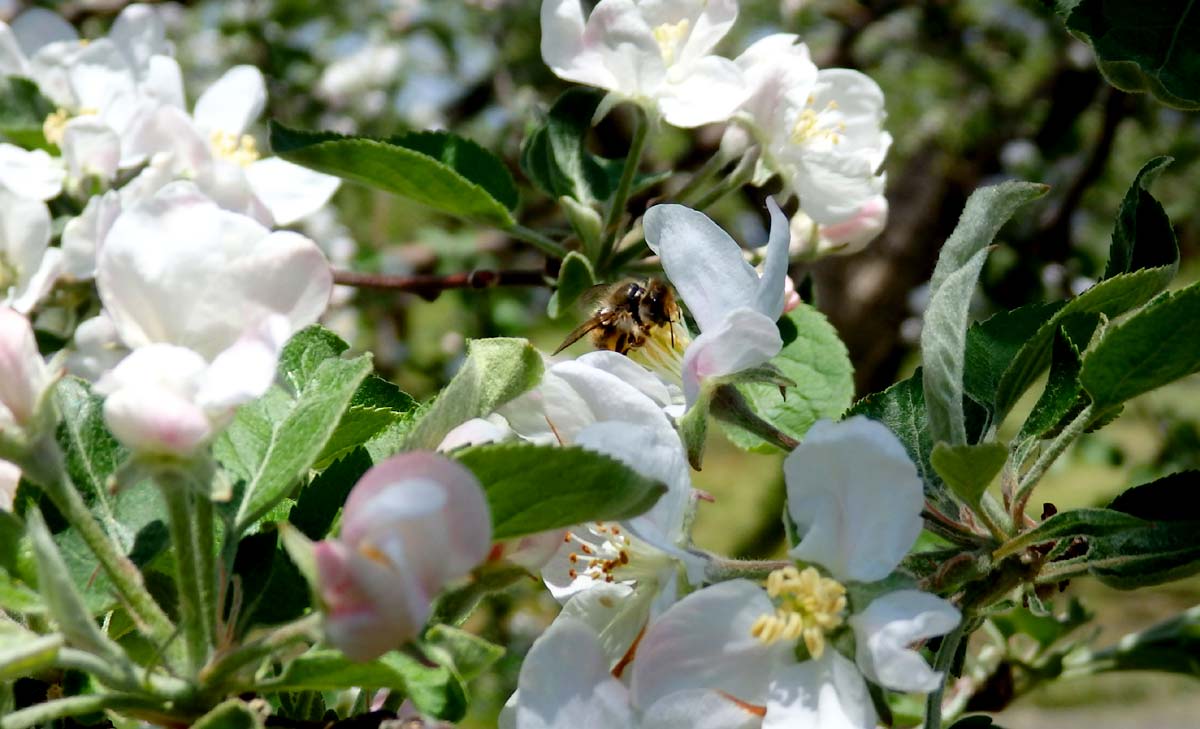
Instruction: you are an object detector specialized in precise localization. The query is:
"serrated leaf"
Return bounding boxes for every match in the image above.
[277,325,349,394]
[931,442,1008,508]
[54,377,128,547]
[1086,521,1200,589]
[289,447,373,540]
[260,649,467,721]
[453,443,666,539]
[404,338,543,451]
[921,181,1048,446]
[547,251,595,319]
[233,354,373,534]
[994,158,1178,419]
[1066,3,1200,109]
[1017,325,1084,443]
[192,700,263,729]
[721,305,854,453]
[0,76,55,148]
[315,376,418,468]
[1079,283,1200,412]
[963,301,1066,419]
[521,88,613,204]
[996,508,1146,557]
[423,624,505,682]
[271,122,517,226]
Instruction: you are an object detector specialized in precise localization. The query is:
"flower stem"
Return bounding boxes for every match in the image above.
[701,554,792,582]
[924,615,969,729]
[199,612,322,693]
[506,224,569,259]
[0,694,151,729]
[195,494,217,646]
[675,151,729,204]
[692,148,757,210]
[1012,403,1095,522]
[23,438,174,644]
[599,106,649,269]
[159,483,209,675]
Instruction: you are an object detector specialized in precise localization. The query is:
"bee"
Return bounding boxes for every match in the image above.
[553,278,682,356]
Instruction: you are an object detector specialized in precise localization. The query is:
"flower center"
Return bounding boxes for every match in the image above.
[210,130,261,166]
[43,107,97,147]
[564,522,669,585]
[790,97,846,147]
[652,19,690,66]
[750,566,847,658]
[627,320,690,385]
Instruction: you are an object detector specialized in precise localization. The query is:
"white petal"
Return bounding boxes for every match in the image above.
[61,116,121,183]
[517,617,634,729]
[680,307,781,406]
[67,39,139,131]
[631,580,782,710]
[437,416,513,452]
[96,345,214,456]
[66,312,126,382]
[244,157,340,226]
[735,34,818,136]
[656,55,747,128]
[754,197,791,321]
[108,4,169,72]
[557,581,646,669]
[0,145,64,201]
[0,23,29,76]
[785,416,924,583]
[27,41,84,108]
[641,688,765,729]
[540,0,620,91]
[196,315,290,414]
[651,0,738,66]
[8,247,60,314]
[0,188,51,277]
[142,55,186,109]
[10,8,76,56]
[812,69,889,170]
[643,204,759,331]
[193,65,266,136]
[575,350,673,408]
[849,590,960,693]
[763,652,877,729]
[0,306,51,426]
[123,105,211,175]
[0,460,18,512]
[62,191,122,281]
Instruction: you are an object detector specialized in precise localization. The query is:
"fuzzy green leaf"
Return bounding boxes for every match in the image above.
[547,251,596,319]
[931,442,1008,508]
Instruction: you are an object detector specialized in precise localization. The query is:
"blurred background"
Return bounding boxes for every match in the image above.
[9,0,1200,725]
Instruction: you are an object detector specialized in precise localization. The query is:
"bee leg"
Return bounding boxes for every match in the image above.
[614,332,629,354]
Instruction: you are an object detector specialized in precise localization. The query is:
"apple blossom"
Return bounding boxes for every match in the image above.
[788,193,888,258]
[0,459,17,511]
[0,306,53,435]
[313,452,492,662]
[643,198,790,406]
[0,188,61,314]
[540,0,748,127]
[126,64,340,226]
[92,181,332,455]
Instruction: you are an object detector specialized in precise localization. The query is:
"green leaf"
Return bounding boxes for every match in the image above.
[315,376,418,468]
[520,88,613,205]
[1079,283,1200,412]
[547,251,595,319]
[233,353,373,534]
[720,305,855,452]
[0,571,44,614]
[997,507,1146,556]
[1108,470,1198,521]
[270,122,517,226]
[288,447,373,540]
[54,377,129,548]
[429,565,528,627]
[963,301,1066,420]
[423,625,505,682]
[921,181,1048,446]
[1086,520,1200,589]
[453,443,666,540]
[994,158,1178,420]
[930,442,1008,508]
[989,599,1091,648]
[1087,604,1200,677]
[0,77,55,148]
[277,325,349,393]
[404,338,543,451]
[261,649,467,721]
[192,700,264,729]
[1066,2,1200,109]
[0,625,61,682]
[1017,326,1084,443]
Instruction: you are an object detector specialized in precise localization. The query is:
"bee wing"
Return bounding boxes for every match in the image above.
[553,315,606,355]
[574,280,630,311]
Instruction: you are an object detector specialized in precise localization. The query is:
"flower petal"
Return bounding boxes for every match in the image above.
[762,652,877,729]
[641,688,765,729]
[540,0,620,91]
[61,116,121,183]
[643,203,758,331]
[0,23,29,76]
[0,306,51,427]
[785,416,924,583]
[517,617,634,729]
[656,55,747,127]
[849,589,960,693]
[62,191,122,281]
[108,4,169,72]
[196,314,291,415]
[244,157,340,226]
[10,8,76,56]
[0,144,64,201]
[754,197,791,321]
[0,460,18,512]
[557,581,645,668]
[680,307,781,406]
[631,579,782,710]
[193,65,266,136]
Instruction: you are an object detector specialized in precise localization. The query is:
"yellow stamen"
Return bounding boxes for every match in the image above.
[210,130,261,166]
[750,566,847,657]
[790,99,846,146]
[652,19,690,65]
[43,107,97,147]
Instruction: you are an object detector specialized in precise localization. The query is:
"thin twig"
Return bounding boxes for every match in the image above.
[333,268,549,297]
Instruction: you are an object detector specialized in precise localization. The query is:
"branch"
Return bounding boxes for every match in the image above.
[333,268,550,299]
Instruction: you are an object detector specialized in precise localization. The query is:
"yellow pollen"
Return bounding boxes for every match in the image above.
[627,320,690,385]
[43,107,97,147]
[790,100,846,146]
[652,19,690,65]
[210,129,261,166]
[750,566,847,657]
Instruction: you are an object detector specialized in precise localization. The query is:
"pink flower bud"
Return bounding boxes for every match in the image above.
[316,452,492,661]
[0,307,51,431]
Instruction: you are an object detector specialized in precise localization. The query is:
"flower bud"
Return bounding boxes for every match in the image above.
[0,307,52,434]
[315,452,492,661]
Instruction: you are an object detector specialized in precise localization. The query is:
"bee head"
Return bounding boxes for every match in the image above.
[638,279,676,324]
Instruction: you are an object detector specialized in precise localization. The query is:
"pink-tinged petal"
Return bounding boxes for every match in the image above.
[244,157,340,226]
[516,617,634,729]
[94,344,213,455]
[0,307,50,427]
[0,145,64,201]
[785,416,924,582]
[0,460,18,512]
[849,590,960,693]
[762,652,876,729]
[641,688,765,729]
[656,55,747,127]
[680,308,781,406]
[632,580,782,710]
[193,65,266,137]
[643,203,759,332]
